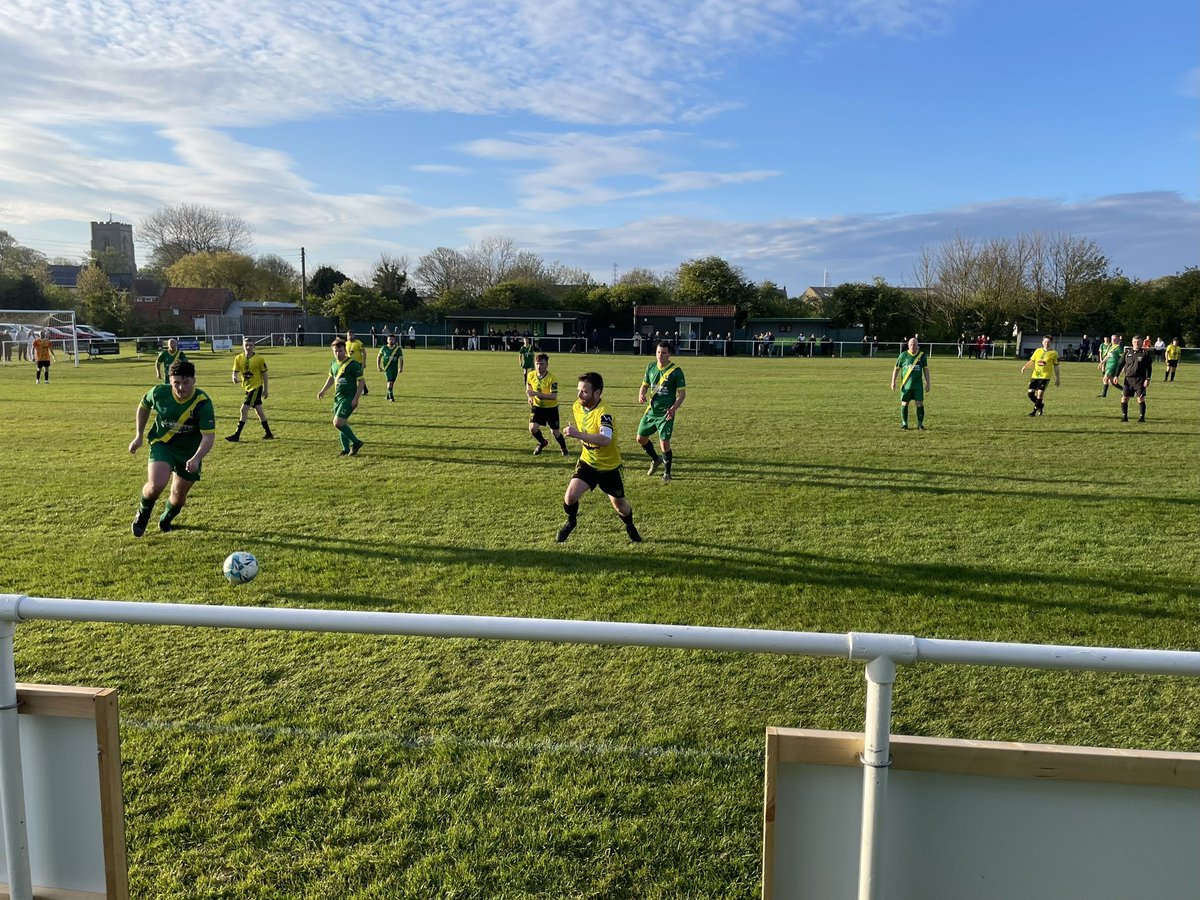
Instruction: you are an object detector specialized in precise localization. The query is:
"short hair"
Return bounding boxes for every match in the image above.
[331,338,346,349]
[578,371,604,393]
[535,352,549,363]
[168,360,196,378]
[657,340,673,352]
[1042,335,1053,341]
[242,336,255,345]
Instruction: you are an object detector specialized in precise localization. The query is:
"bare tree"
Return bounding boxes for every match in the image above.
[413,247,472,300]
[139,203,254,268]
[929,233,981,333]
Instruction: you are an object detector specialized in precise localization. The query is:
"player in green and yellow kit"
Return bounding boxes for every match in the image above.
[227,337,274,441]
[526,352,568,456]
[128,360,216,536]
[1098,334,1122,396]
[318,338,365,456]
[636,341,687,481]
[518,338,535,385]
[377,334,404,401]
[155,338,188,384]
[890,337,931,429]
[1020,335,1060,416]
[557,372,642,543]
[346,330,369,396]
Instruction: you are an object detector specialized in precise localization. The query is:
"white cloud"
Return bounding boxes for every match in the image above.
[411,164,475,176]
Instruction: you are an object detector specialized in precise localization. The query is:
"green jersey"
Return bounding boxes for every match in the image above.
[1103,345,1123,375]
[330,358,364,402]
[156,349,188,383]
[379,344,403,375]
[141,384,215,456]
[894,350,927,387]
[642,362,686,414]
[518,346,535,368]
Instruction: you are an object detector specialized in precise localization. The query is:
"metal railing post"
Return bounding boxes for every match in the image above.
[857,654,896,900]
[0,599,32,900]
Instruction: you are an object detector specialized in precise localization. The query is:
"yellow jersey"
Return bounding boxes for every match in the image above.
[526,369,558,408]
[572,398,621,471]
[1166,343,1181,362]
[347,339,366,365]
[233,353,268,391]
[1029,348,1059,380]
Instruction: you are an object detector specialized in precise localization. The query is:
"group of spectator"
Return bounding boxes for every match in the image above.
[0,324,32,362]
[957,334,996,359]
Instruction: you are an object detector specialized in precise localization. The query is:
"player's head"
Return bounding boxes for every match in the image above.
[386,334,397,345]
[907,337,918,352]
[1131,335,1141,348]
[534,353,549,374]
[242,336,255,352]
[656,341,672,363]
[346,330,355,340]
[167,360,196,399]
[577,372,603,407]
[166,338,178,351]
[331,338,348,359]
[1110,334,1119,343]
[1172,337,1180,346]
[1042,335,1052,348]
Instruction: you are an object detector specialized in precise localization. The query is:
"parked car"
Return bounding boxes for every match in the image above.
[76,324,117,341]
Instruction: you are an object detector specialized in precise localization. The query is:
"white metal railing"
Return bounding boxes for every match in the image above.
[1,594,1199,900]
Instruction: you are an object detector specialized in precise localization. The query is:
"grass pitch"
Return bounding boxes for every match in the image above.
[2,345,1199,897]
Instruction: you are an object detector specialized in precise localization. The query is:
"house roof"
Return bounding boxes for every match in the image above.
[445,308,590,320]
[633,305,737,317]
[158,287,236,314]
[802,286,836,299]
[48,264,81,288]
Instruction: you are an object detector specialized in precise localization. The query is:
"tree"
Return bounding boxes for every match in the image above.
[414,247,472,302]
[166,252,259,296]
[308,265,348,300]
[139,203,254,269]
[0,230,47,278]
[322,280,376,329]
[75,265,128,333]
[674,256,756,311]
[371,253,420,310]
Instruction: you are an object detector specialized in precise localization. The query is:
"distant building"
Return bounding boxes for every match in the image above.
[155,287,235,333]
[47,264,82,289]
[90,220,137,290]
[632,305,737,350]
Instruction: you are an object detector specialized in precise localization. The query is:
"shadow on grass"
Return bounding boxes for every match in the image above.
[179,526,1196,621]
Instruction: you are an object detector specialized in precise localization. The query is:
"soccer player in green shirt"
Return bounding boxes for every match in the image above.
[636,341,687,481]
[155,338,187,384]
[318,338,366,456]
[227,337,274,441]
[558,371,642,543]
[1098,334,1122,397]
[377,333,404,402]
[128,360,216,536]
[890,337,931,429]
[517,338,536,385]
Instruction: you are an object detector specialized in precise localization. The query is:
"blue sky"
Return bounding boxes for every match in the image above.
[1,0,1196,293]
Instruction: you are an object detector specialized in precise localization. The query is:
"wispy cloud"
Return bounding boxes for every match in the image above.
[411,164,474,176]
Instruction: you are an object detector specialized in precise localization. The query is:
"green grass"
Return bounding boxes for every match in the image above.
[2,346,1199,897]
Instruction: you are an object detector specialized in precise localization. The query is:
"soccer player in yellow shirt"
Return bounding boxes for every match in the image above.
[346,330,369,396]
[557,372,642,543]
[1164,338,1182,383]
[1020,335,1060,417]
[226,337,274,441]
[526,353,568,456]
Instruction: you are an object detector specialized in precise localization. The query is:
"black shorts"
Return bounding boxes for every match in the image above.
[1122,377,1147,399]
[36,360,51,371]
[1027,378,1049,392]
[242,386,265,407]
[1166,360,1178,369]
[571,460,625,499]
[530,406,560,429]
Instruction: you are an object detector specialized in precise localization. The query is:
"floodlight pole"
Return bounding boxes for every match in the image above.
[0,614,32,900]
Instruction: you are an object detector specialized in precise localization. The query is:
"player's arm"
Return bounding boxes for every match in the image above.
[1053,362,1060,387]
[352,377,365,408]
[890,366,899,390]
[317,375,334,398]
[376,350,385,372]
[397,355,403,374]
[923,367,931,391]
[564,418,612,446]
[186,432,216,473]
[638,381,649,404]
[129,403,151,453]
[665,388,686,420]
[231,357,240,384]
[260,366,269,400]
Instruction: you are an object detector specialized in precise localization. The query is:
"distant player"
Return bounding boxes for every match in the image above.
[128,360,215,536]
[32,330,56,383]
[346,330,368,396]
[377,333,404,401]
[318,338,365,455]
[226,337,274,441]
[890,337,931,429]
[518,337,535,385]
[1098,334,1122,397]
[526,352,568,456]
[1118,335,1153,422]
[1020,335,1059,416]
[636,341,687,481]
[155,338,187,384]
[557,372,642,543]
[1164,338,1181,382]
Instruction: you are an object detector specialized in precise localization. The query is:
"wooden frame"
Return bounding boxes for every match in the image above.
[0,685,128,900]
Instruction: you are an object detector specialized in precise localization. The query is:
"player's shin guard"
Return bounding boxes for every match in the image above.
[1027,389,1037,407]
[261,420,273,438]
[338,425,355,452]
[900,404,908,427]
[555,433,567,452]
[619,510,642,542]
[531,428,547,447]
[917,405,925,426]
[663,450,673,475]
[1101,383,1108,396]
[641,441,661,463]
[159,502,181,529]
[1139,401,1146,420]
[563,501,578,524]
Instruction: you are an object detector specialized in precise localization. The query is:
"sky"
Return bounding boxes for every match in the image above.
[1,0,1197,294]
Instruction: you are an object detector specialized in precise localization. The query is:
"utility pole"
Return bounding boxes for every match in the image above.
[300,247,307,316]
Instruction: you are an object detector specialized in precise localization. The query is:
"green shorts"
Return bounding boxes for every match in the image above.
[899,381,924,403]
[383,365,400,381]
[333,397,356,419]
[637,409,675,441]
[149,440,201,482]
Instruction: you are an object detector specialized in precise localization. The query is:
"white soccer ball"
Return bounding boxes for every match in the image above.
[222,551,259,585]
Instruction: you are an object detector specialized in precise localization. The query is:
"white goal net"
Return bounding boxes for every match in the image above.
[0,309,80,367]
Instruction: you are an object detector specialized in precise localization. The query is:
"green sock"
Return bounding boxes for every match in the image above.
[901,405,909,426]
[138,496,154,518]
[159,502,180,526]
[338,426,352,452]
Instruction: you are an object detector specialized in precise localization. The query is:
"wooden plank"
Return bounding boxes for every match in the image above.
[15,686,107,720]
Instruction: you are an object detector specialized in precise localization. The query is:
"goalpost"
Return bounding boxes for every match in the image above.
[0,309,80,368]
